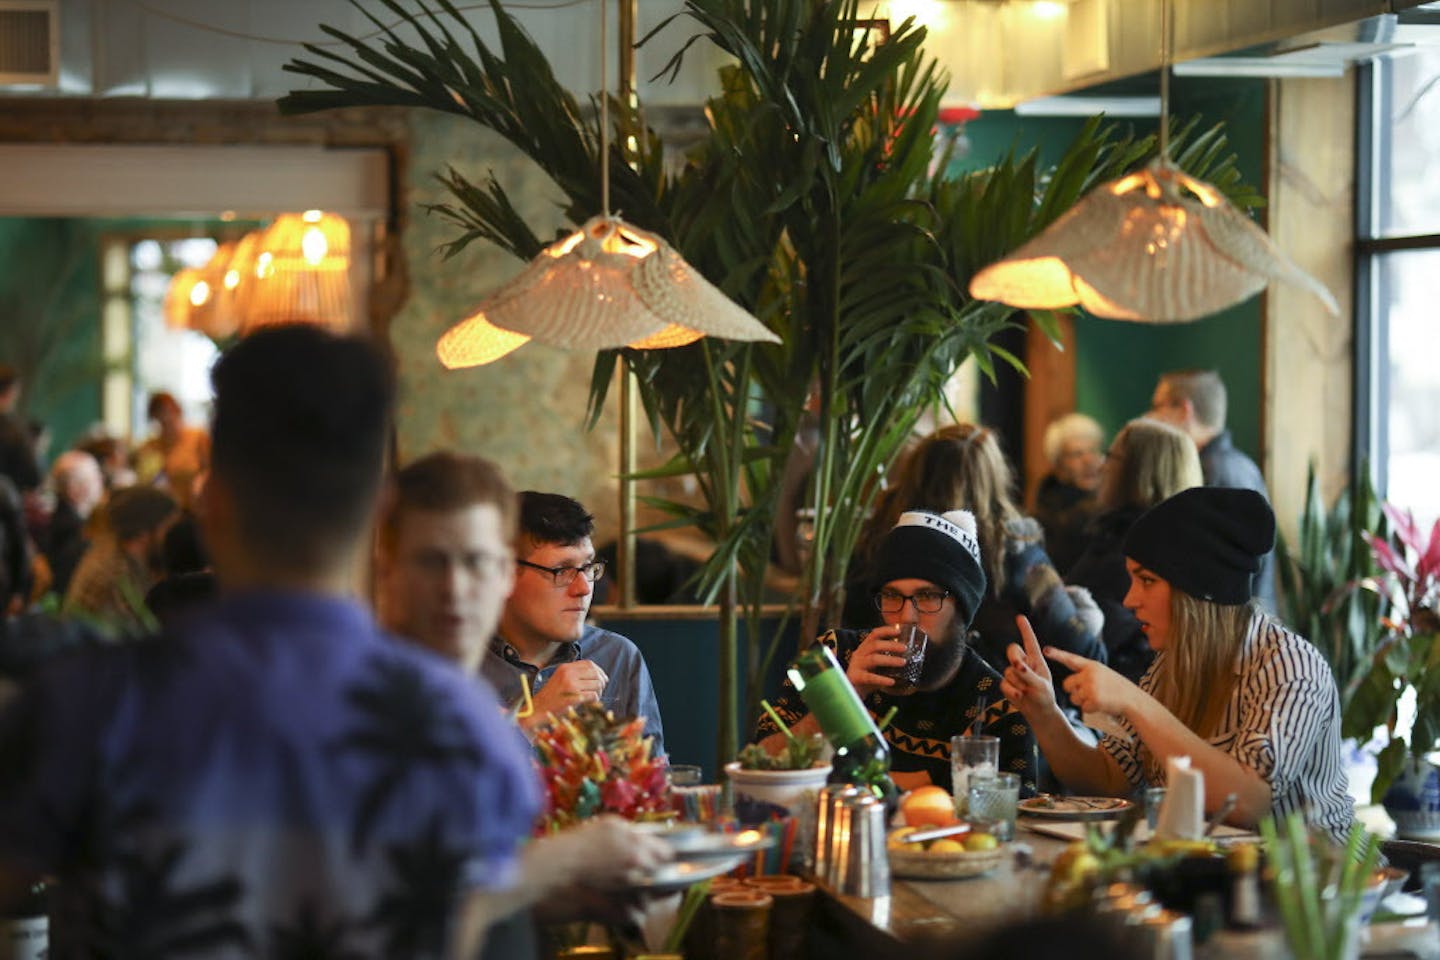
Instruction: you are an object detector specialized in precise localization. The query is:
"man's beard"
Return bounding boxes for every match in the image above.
[909,623,970,693]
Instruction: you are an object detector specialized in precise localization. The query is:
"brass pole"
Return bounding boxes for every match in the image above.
[616,0,639,609]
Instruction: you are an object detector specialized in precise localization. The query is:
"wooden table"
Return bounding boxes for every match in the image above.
[809,830,1072,952]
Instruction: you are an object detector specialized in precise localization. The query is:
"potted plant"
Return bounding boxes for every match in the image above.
[279,0,1260,773]
[1346,501,1440,837]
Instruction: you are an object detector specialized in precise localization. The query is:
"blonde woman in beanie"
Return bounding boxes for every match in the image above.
[1003,487,1352,839]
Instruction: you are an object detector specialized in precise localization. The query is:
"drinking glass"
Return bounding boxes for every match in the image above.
[884,624,928,695]
[950,734,999,816]
[1144,785,1167,832]
[667,763,704,787]
[967,770,1020,841]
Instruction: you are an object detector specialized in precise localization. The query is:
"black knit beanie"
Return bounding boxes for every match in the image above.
[872,510,988,628]
[1122,487,1275,604]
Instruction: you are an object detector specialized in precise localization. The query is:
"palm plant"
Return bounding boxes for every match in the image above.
[280,0,1257,767]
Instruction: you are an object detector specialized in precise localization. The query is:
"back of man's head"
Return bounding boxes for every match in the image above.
[517,491,593,551]
[381,451,516,556]
[210,325,394,575]
[1160,369,1227,432]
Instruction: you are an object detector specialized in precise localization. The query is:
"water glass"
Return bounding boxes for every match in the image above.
[950,734,999,815]
[884,624,928,695]
[667,763,704,787]
[1145,785,1167,832]
[967,770,1020,841]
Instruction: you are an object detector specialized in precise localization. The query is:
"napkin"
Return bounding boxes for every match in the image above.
[1154,755,1204,840]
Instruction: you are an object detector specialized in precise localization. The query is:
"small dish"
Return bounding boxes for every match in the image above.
[1018,796,1133,821]
[889,845,1005,880]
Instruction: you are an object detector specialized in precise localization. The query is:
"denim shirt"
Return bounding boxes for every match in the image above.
[482,623,665,756]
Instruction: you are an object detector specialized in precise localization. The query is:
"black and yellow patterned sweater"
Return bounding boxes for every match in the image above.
[754,628,1037,797]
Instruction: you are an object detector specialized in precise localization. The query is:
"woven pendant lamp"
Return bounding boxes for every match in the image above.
[968,1,1338,323]
[163,268,212,330]
[436,216,776,367]
[235,210,353,333]
[435,0,776,369]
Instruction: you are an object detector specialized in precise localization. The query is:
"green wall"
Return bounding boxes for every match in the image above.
[0,218,104,455]
[958,78,1269,461]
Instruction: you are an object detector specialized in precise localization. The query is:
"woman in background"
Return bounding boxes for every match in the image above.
[1066,418,1202,682]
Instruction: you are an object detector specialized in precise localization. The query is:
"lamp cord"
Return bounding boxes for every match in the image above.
[600,0,611,216]
[1158,0,1171,160]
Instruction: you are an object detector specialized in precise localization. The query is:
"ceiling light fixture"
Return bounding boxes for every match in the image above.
[434,0,778,368]
[968,0,1339,322]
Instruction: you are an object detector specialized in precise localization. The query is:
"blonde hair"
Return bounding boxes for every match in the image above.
[1143,592,1252,764]
[1098,418,1202,513]
[861,423,1019,594]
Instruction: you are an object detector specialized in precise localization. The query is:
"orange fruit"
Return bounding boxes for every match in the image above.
[900,785,958,828]
[928,838,966,853]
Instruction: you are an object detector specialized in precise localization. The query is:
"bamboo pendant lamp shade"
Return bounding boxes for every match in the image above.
[968,161,1340,322]
[234,211,353,334]
[436,215,777,369]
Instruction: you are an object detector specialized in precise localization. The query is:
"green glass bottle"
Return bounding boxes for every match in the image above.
[788,644,898,811]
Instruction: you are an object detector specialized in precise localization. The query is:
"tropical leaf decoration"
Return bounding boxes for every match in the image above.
[280,0,1258,765]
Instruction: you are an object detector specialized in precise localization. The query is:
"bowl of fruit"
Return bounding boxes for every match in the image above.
[887,786,1005,880]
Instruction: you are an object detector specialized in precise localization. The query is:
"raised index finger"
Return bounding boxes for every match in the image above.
[1043,646,1092,671]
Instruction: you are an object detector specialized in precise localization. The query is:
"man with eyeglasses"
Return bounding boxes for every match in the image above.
[756,510,1034,795]
[483,492,665,752]
[376,456,673,960]
[376,451,518,675]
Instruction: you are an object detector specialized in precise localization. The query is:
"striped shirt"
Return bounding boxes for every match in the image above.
[1101,612,1353,840]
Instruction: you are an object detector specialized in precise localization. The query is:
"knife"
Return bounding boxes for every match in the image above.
[901,823,973,844]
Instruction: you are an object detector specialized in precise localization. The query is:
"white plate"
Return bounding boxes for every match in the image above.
[631,854,751,892]
[1017,796,1133,820]
[626,829,776,892]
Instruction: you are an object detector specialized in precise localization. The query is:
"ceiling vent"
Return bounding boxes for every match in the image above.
[0,0,58,88]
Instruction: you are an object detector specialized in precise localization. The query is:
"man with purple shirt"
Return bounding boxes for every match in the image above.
[0,326,541,957]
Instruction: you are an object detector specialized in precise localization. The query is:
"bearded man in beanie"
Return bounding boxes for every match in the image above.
[756,510,1036,795]
[1003,487,1352,841]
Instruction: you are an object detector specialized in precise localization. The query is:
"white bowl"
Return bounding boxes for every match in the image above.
[1390,809,1440,841]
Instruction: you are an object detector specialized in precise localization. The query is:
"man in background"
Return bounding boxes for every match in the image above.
[0,365,39,494]
[0,326,541,955]
[374,452,671,960]
[63,485,178,633]
[1150,368,1276,609]
[1032,412,1105,575]
[376,451,516,675]
[42,450,105,598]
[486,492,665,752]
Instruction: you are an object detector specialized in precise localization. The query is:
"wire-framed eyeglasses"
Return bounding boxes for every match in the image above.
[874,588,950,615]
[517,558,606,587]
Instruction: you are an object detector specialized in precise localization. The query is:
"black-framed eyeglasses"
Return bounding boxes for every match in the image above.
[874,588,950,615]
[517,558,606,587]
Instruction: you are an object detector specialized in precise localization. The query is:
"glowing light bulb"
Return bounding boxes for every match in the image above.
[301,226,329,265]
